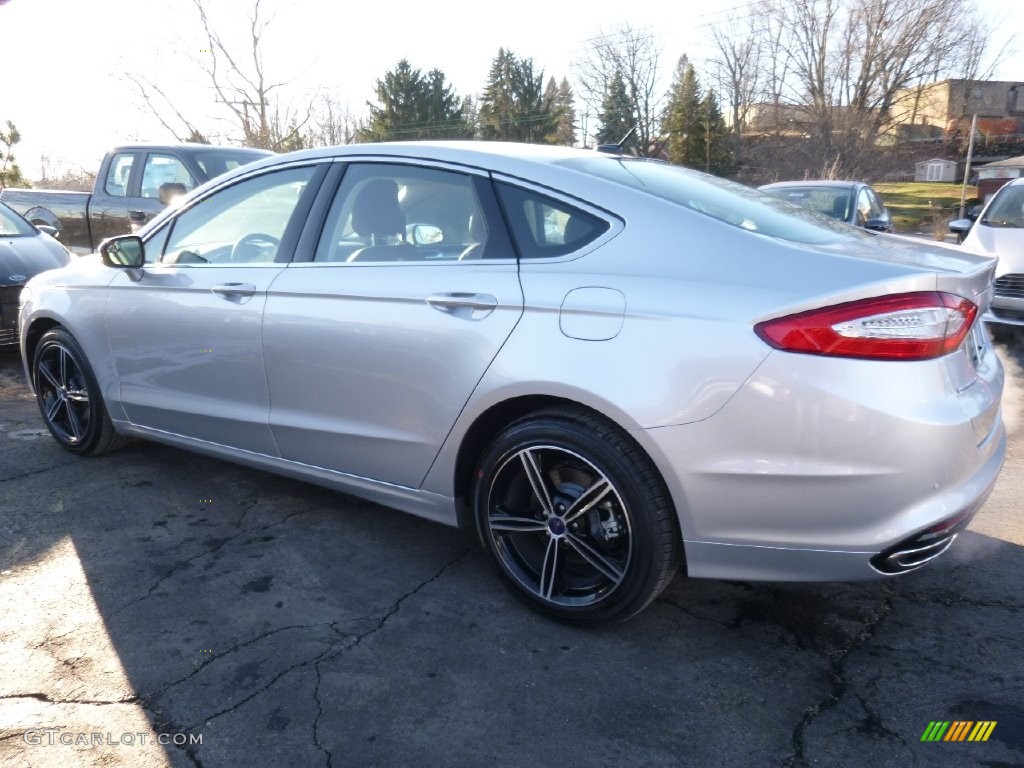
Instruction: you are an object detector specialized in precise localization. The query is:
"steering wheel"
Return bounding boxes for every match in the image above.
[230,232,281,263]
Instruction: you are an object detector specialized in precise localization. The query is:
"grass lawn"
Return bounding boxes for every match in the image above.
[874,181,978,233]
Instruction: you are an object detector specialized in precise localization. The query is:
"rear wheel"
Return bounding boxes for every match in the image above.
[32,328,126,455]
[473,407,681,625]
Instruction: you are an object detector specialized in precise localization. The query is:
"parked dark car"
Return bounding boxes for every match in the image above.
[0,144,272,254]
[0,201,70,345]
[758,180,893,232]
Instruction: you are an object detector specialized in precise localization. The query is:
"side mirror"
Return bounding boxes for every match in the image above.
[409,224,443,245]
[100,235,145,268]
[36,224,60,239]
[948,218,973,235]
[864,218,889,232]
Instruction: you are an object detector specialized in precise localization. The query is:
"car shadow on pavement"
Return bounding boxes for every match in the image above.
[1,345,1022,768]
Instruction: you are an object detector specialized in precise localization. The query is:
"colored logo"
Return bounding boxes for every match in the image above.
[921,721,996,742]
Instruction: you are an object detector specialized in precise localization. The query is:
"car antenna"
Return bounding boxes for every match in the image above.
[596,125,637,155]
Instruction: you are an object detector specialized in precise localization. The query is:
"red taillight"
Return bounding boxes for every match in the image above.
[754,291,978,361]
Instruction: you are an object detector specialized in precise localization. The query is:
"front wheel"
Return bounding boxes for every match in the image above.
[32,328,126,455]
[473,408,681,626]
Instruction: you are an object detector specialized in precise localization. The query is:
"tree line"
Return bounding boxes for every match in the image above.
[7,0,1002,187]
[121,0,735,175]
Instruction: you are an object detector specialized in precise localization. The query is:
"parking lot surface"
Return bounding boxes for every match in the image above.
[1,338,1022,768]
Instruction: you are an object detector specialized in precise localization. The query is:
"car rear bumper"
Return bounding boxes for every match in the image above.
[637,341,1006,582]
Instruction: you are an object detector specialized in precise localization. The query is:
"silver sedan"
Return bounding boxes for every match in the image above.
[18,142,1005,625]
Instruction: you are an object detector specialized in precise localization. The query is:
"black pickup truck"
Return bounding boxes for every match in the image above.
[0,143,272,254]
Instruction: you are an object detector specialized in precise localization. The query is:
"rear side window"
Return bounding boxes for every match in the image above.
[496,183,609,259]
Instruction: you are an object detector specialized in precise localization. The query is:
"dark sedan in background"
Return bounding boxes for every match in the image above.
[0,201,70,346]
[759,180,893,232]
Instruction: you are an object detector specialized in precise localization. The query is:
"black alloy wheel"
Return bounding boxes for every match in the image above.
[32,329,125,455]
[474,407,681,625]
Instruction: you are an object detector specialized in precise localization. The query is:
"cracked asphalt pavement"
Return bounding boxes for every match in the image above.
[1,336,1022,768]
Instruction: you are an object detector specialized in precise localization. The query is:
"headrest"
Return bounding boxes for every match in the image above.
[352,179,405,237]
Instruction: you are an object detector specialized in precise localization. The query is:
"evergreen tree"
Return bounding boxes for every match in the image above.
[0,121,28,189]
[359,59,469,142]
[478,48,559,143]
[699,89,732,175]
[424,69,474,139]
[662,59,704,168]
[595,71,633,147]
[555,78,577,146]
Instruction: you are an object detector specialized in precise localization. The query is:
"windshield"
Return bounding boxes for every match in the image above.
[558,157,865,246]
[0,202,36,237]
[192,148,274,181]
[760,185,854,221]
[980,184,1024,229]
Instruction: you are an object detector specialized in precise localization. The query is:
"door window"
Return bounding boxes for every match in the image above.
[315,163,508,263]
[141,153,195,202]
[159,166,316,265]
[104,153,136,197]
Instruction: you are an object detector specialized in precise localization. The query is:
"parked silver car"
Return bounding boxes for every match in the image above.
[18,142,1005,625]
[950,177,1024,326]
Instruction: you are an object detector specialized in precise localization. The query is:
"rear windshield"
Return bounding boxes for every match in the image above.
[192,149,274,181]
[0,202,35,237]
[558,157,865,245]
[980,184,1024,228]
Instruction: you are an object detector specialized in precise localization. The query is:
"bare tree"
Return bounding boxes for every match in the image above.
[714,0,996,176]
[191,0,312,150]
[576,25,663,155]
[126,74,210,143]
[305,95,360,147]
[710,15,762,137]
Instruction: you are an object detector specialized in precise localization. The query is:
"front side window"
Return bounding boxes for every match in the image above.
[316,163,504,263]
[104,153,136,197]
[854,187,884,224]
[0,202,35,236]
[141,153,195,201]
[160,165,315,265]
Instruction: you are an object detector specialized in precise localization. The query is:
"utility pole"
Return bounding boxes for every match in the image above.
[958,113,978,219]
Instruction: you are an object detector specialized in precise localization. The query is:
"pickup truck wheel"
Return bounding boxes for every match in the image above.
[32,329,126,455]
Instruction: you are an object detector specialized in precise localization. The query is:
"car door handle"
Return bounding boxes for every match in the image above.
[426,293,498,312]
[211,282,256,299]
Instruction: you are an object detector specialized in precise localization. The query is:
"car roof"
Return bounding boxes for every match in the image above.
[759,180,863,189]
[112,143,274,155]
[214,141,664,202]
[280,141,594,165]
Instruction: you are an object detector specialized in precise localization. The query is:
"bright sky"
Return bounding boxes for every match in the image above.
[1,0,1021,177]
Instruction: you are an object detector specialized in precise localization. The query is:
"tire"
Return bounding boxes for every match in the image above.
[473,407,681,626]
[32,328,126,456]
